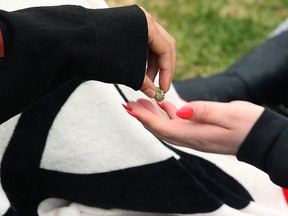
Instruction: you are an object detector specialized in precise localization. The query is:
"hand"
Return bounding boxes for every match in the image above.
[127,99,264,155]
[139,7,176,98]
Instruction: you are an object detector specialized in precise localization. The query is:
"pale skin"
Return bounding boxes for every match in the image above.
[127,99,264,155]
[139,7,176,98]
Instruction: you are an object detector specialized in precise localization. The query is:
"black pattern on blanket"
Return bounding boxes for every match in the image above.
[1,1,288,215]
[0,79,288,216]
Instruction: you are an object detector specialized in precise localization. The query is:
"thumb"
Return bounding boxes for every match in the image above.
[140,75,156,98]
[176,101,229,126]
[176,106,195,119]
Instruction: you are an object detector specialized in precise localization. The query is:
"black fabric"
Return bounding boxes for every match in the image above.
[1,80,252,216]
[0,5,147,124]
[169,145,253,209]
[224,31,288,104]
[1,80,82,216]
[237,108,288,188]
[173,73,248,102]
[3,208,19,216]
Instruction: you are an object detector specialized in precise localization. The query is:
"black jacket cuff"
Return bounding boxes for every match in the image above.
[237,108,288,187]
[88,5,147,90]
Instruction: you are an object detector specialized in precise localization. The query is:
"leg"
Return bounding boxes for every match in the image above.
[174,30,288,106]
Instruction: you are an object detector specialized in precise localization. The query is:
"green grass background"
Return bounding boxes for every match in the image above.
[106,0,287,80]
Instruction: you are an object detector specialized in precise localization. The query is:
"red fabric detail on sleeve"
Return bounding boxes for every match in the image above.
[0,30,4,58]
[282,188,288,204]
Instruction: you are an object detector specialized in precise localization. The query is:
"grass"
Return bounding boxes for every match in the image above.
[106,0,288,80]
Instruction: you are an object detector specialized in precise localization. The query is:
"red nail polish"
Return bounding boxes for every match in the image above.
[127,110,138,119]
[176,106,194,119]
[156,101,165,110]
[122,104,132,111]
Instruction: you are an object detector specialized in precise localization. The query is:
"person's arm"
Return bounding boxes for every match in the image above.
[237,108,288,188]
[0,5,146,124]
[224,31,288,105]
[0,5,175,124]
[174,31,288,104]
[127,99,288,187]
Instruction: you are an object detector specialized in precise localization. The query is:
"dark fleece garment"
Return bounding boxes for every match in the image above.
[0,5,147,124]
[237,108,288,188]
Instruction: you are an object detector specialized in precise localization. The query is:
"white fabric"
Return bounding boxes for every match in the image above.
[36,79,288,215]
[39,199,287,216]
[173,146,288,211]
[0,185,10,216]
[0,0,288,215]
[0,116,20,168]
[0,2,110,216]
[0,116,20,215]
[41,81,179,173]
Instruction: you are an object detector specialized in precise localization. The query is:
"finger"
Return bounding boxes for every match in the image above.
[140,7,174,92]
[154,49,172,92]
[127,101,156,121]
[137,98,163,116]
[148,23,172,92]
[128,101,167,133]
[154,22,176,90]
[146,50,158,82]
[178,101,231,127]
[140,75,156,98]
[160,101,178,119]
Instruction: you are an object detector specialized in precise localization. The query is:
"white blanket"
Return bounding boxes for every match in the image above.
[0,1,287,215]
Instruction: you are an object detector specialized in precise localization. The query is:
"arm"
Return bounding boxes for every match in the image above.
[174,31,288,104]
[127,99,288,187]
[237,108,288,188]
[0,5,175,124]
[224,31,288,104]
[0,5,146,123]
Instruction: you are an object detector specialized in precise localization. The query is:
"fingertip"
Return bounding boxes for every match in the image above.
[126,110,138,119]
[141,75,156,98]
[176,106,195,119]
[122,103,132,111]
[159,69,172,93]
[156,101,165,110]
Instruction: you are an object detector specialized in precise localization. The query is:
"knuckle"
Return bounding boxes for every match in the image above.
[146,13,154,23]
[197,103,212,122]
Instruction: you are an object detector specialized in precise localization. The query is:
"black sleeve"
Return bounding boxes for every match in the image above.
[0,5,147,124]
[237,108,288,188]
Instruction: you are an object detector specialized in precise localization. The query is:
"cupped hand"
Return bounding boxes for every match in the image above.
[127,99,264,155]
[139,7,176,98]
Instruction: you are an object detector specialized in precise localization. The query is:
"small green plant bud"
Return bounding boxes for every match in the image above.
[154,87,165,102]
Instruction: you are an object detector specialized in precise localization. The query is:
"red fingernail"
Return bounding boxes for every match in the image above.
[176,106,194,119]
[127,110,138,119]
[122,104,132,111]
[156,101,165,110]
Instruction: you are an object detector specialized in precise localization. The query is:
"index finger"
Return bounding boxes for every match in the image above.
[148,21,174,92]
[154,22,176,92]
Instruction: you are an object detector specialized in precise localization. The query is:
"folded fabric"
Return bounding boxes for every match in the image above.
[0,1,287,216]
[1,78,287,216]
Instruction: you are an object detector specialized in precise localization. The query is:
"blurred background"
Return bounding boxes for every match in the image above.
[106,0,287,81]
